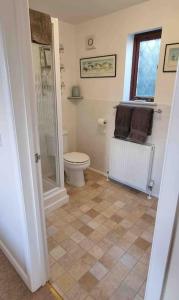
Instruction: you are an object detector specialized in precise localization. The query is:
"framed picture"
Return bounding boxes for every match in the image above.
[80,54,117,78]
[163,43,179,72]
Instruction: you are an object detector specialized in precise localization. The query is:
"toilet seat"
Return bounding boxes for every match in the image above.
[64,152,90,164]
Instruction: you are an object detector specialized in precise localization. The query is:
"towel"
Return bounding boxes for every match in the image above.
[114,105,134,139]
[29,9,52,45]
[129,107,154,143]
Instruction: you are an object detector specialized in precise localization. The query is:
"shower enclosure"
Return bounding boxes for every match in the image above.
[31,18,68,210]
[32,43,59,192]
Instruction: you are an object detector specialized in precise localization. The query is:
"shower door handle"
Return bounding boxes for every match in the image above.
[35,153,41,163]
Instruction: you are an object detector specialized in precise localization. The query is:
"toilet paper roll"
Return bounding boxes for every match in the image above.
[97,118,107,125]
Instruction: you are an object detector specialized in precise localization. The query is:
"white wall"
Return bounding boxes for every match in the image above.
[29,0,179,196]
[75,0,179,196]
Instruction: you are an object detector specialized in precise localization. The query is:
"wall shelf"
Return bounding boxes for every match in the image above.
[67,96,83,100]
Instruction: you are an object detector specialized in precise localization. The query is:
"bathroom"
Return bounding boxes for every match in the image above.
[28,0,179,299]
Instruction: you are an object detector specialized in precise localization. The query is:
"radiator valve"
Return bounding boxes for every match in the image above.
[147,180,154,199]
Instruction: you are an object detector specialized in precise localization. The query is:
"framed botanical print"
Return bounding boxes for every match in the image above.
[163,43,179,72]
[80,54,117,78]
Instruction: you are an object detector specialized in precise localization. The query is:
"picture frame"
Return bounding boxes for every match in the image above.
[163,43,179,72]
[80,54,117,78]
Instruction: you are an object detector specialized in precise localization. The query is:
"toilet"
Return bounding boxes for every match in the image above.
[63,130,90,187]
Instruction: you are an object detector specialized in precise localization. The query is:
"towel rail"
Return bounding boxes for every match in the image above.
[113,105,162,114]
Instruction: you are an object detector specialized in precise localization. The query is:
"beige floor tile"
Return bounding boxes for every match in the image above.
[120,252,138,270]
[66,283,88,300]
[70,244,86,260]
[111,282,136,300]
[96,224,111,236]
[48,237,58,252]
[92,196,103,203]
[71,219,84,229]
[61,238,79,253]
[134,237,151,251]
[50,262,65,281]
[79,224,94,236]
[88,245,105,259]
[85,296,95,300]
[53,230,69,243]
[141,213,155,224]
[79,272,99,292]
[134,295,144,300]
[89,230,105,242]
[71,231,86,243]
[64,225,76,236]
[127,245,145,260]
[93,214,108,225]
[110,261,129,283]
[87,209,99,218]
[133,262,149,279]
[47,225,58,237]
[80,204,92,213]
[55,272,76,293]
[81,253,97,266]
[97,238,113,252]
[69,259,91,280]
[107,245,125,261]
[48,254,56,267]
[99,253,117,270]
[138,281,146,298]
[90,261,108,280]
[88,219,100,229]
[50,245,66,260]
[93,272,119,298]
[80,238,95,251]
[110,214,123,224]
[58,253,75,270]
[124,269,145,292]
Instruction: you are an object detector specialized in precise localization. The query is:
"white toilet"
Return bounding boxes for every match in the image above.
[63,130,90,187]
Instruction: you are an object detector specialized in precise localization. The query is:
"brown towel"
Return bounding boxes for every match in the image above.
[114,105,134,139]
[29,9,52,45]
[129,107,154,143]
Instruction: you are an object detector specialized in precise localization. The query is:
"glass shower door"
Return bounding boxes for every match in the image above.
[32,43,59,193]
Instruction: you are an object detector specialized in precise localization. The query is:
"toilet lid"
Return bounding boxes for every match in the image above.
[64,152,90,163]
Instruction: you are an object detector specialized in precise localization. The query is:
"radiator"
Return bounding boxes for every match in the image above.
[109,138,155,193]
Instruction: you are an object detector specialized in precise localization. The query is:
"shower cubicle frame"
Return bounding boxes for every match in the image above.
[40,18,69,212]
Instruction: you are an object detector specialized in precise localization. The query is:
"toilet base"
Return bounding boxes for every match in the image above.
[65,168,85,187]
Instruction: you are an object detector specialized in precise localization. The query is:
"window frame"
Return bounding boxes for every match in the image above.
[130,29,162,101]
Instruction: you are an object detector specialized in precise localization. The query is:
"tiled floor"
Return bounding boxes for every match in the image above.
[46,170,157,300]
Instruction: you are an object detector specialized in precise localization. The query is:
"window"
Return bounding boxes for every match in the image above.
[130,30,162,101]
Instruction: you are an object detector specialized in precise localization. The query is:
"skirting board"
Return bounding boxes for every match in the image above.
[88,167,158,198]
[0,239,30,289]
[44,187,69,213]
[88,167,107,177]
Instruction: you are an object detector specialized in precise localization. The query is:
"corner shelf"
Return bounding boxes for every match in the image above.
[67,97,84,100]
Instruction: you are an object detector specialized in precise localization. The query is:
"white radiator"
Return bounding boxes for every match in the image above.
[109,138,155,193]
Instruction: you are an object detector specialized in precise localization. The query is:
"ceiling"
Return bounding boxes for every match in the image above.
[29,0,148,24]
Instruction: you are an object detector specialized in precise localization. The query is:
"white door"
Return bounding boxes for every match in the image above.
[0,0,49,291]
[145,65,179,299]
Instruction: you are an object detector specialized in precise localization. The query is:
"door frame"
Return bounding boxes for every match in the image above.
[145,65,179,300]
[2,0,179,297]
[0,0,48,291]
